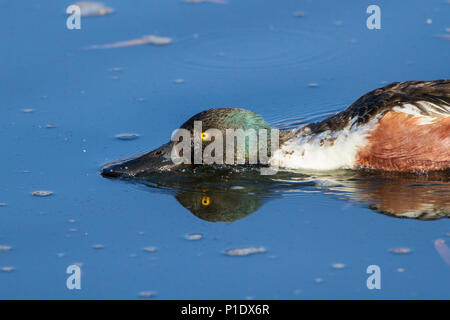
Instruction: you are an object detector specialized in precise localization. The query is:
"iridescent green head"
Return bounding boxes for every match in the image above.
[102,108,289,178]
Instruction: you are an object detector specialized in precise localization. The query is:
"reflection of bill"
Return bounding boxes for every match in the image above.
[434,239,450,266]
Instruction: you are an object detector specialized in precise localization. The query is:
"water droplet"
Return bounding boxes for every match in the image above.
[0,245,12,252]
[139,291,156,298]
[185,233,203,241]
[75,1,114,17]
[32,190,53,197]
[225,247,266,257]
[115,133,140,141]
[314,277,324,283]
[1,266,14,272]
[390,247,412,254]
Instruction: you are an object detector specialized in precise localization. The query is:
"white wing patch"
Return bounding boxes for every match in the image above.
[393,101,450,125]
[269,118,379,170]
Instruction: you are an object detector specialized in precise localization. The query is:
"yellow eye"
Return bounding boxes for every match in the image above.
[201,132,208,140]
[201,196,210,206]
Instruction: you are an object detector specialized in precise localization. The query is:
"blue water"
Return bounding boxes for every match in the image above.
[1,0,449,299]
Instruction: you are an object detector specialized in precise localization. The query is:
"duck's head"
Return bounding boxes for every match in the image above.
[102,108,290,178]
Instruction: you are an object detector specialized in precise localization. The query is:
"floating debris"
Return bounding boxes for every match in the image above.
[88,35,172,49]
[22,108,34,113]
[185,233,203,241]
[139,291,156,298]
[446,232,450,237]
[314,277,324,284]
[294,11,304,17]
[32,190,53,197]
[0,245,11,252]
[193,33,199,39]
[396,268,405,273]
[230,186,244,190]
[143,246,157,253]
[390,247,412,254]
[74,2,114,17]
[184,0,227,4]
[68,219,76,223]
[111,67,122,72]
[335,20,343,26]
[92,244,104,249]
[115,133,140,141]
[56,253,66,258]
[69,228,78,232]
[331,263,346,269]
[0,203,6,207]
[439,35,450,41]
[174,78,185,84]
[293,289,302,295]
[129,253,137,258]
[225,247,266,257]
[45,124,56,129]
[1,266,14,272]
[307,82,319,88]
[426,18,432,25]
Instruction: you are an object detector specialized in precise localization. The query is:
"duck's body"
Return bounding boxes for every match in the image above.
[272,80,450,172]
[102,80,450,177]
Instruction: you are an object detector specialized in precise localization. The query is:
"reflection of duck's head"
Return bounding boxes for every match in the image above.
[101,108,290,178]
[174,187,263,222]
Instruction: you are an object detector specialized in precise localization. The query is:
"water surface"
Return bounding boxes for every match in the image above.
[1,0,449,299]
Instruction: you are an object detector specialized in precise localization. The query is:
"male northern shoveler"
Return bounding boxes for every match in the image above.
[102,80,450,177]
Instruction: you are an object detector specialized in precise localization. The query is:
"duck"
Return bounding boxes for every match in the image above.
[101,80,450,177]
